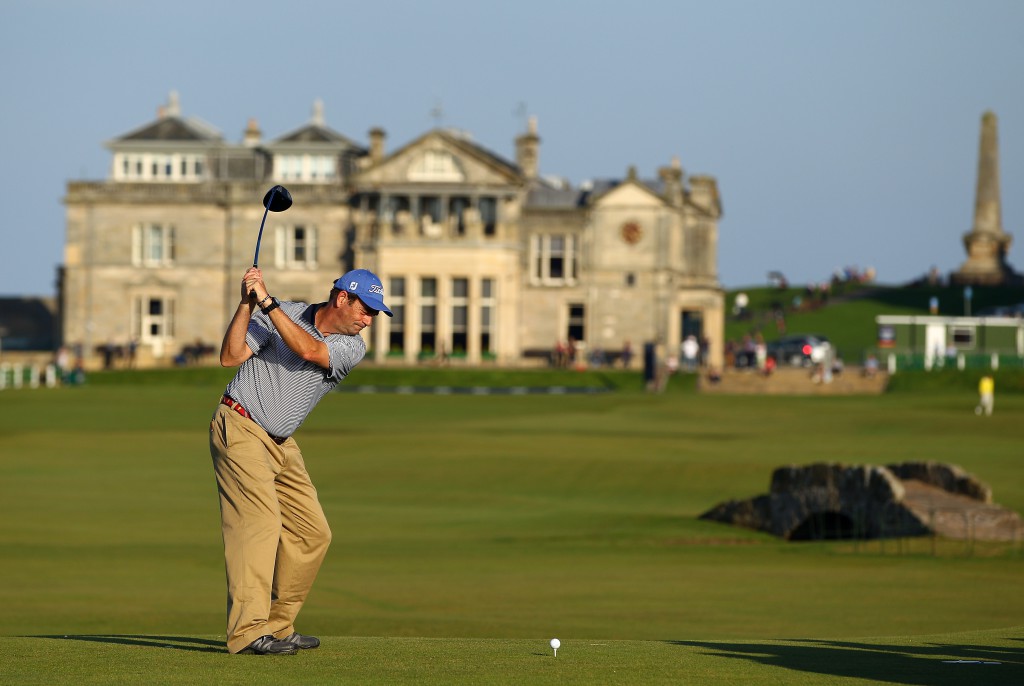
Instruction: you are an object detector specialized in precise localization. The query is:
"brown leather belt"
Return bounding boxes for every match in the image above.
[221,395,288,445]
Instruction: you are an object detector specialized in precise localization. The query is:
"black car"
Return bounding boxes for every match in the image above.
[767,334,832,367]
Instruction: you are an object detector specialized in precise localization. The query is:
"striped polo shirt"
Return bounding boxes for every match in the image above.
[223,300,366,438]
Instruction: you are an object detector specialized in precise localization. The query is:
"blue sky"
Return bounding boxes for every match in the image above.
[2,0,1022,296]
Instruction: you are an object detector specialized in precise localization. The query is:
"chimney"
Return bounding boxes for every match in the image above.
[243,118,262,146]
[689,176,721,217]
[515,115,540,181]
[166,90,181,117]
[659,155,684,207]
[312,99,325,127]
[369,127,386,165]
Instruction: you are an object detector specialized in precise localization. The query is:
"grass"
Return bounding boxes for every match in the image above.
[4,631,1022,685]
[1,374,1023,684]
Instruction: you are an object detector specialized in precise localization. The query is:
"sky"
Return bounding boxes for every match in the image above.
[2,0,1023,296]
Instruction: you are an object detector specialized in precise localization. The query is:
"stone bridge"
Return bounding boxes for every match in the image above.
[700,461,1022,541]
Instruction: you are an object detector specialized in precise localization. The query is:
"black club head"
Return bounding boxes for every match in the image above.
[263,185,293,212]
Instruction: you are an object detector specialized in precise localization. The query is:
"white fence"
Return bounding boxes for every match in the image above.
[0,363,59,390]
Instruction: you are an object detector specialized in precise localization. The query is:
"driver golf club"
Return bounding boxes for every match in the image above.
[250,185,292,298]
[253,185,293,267]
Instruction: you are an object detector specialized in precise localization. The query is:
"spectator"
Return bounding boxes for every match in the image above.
[621,340,634,369]
[55,347,70,383]
[724,340,737,369]
[740,334,756,369]
[864,354,879,378]
[553,340,569,368]
[681,335,700,372]
[754,333,767,371]
[774,310,787,336]
[101,340,116,370]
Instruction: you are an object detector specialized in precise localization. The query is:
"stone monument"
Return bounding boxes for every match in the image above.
[952,111,1020,285]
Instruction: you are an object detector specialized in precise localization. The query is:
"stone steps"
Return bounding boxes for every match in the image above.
[699,366,889,395]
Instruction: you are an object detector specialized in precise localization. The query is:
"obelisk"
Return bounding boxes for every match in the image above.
[953,111,1016,285]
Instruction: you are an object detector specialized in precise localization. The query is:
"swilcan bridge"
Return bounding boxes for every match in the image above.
[701,462,1022,543]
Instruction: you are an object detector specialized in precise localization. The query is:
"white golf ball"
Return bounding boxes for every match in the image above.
[550,638,560,650]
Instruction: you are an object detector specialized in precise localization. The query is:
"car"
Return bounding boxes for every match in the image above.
[767,334,832,367]
[977,303,1024,317]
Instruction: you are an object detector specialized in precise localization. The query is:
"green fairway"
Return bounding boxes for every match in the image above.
[1,375,1022,683]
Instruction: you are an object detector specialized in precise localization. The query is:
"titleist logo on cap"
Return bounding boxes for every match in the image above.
[350,281,384,295]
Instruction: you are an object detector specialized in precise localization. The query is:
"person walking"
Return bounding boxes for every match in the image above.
[210,266,391,655]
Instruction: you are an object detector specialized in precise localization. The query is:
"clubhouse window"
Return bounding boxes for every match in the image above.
[132,223,176,267]
[275,225,318,270]
[388,277,406,353]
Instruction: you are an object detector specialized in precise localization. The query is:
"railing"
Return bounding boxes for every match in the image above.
[877,351,1024,373]
[0,363,60,390]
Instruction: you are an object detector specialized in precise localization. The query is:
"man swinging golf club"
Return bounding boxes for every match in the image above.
[209,194,392,654]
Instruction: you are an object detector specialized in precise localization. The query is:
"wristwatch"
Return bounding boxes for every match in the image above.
[260,296,281,315]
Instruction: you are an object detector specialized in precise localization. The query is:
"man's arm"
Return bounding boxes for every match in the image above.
[266,306,331,369]
[219,300,256,367]
[243,267,331,370]
[219,271,259,367]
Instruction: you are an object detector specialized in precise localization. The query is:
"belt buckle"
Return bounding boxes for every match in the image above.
[222,395,247,419]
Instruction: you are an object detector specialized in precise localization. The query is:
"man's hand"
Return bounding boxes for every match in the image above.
[222,268,264,367]
[242,268,269,304]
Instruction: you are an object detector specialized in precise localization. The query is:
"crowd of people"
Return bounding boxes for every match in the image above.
[551,338,638,370]
[49,336,215,382]
[95,339,139,370]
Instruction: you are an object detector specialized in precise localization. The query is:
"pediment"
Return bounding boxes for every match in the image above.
[591,180,666,209]
[355,130,522,187]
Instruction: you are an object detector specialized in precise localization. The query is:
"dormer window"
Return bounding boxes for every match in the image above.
[113,153,206,182]
[275,154,337,183]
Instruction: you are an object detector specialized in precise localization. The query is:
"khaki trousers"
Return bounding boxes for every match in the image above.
[209,404,332,654]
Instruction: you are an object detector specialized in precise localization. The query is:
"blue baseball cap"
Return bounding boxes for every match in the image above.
[334,269,393,317]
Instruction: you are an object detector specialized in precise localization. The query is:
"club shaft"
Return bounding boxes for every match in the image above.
[252,189,277,268]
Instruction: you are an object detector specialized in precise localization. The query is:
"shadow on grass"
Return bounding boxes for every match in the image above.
[669,638,1024,685]
[32,635,225,654]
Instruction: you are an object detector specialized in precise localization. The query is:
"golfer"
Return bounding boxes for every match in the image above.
[210,267,391,655]
[977,374,995,416]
